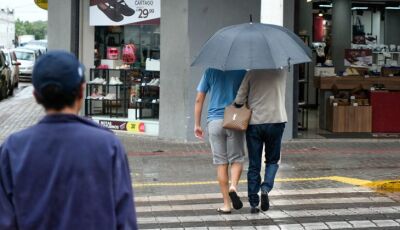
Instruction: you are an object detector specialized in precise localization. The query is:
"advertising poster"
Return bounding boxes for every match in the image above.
[344,49,372,66]
[90,0,160,26]
[99,120,145,133]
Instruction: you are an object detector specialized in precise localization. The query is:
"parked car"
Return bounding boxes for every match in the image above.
[0,50,12,99]
[13,48,39,80]
[27,39,47,49]
[2,48,20,90]
[24,44,47,56]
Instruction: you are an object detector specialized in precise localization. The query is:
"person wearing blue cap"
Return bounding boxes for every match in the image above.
[0,51,138,229]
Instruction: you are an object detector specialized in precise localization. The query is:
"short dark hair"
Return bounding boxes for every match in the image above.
[36,83,82,111]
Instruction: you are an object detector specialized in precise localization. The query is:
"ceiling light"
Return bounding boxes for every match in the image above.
[385,6,400,10]
[307,0,312,2]
[320,4,333,8]
[351,7,368,10]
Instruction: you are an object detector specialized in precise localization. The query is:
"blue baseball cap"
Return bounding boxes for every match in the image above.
[32,50,85,96]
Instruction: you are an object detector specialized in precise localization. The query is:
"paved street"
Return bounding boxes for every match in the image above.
[1,86,400,229]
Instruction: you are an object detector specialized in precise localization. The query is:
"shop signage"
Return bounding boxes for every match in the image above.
[34,0,48,10]
[90,0,160,26]
[127,121,146,133]
[344,49,372,66]
[99,120,145,133]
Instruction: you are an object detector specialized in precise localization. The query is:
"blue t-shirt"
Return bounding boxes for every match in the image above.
[197,68,246,121]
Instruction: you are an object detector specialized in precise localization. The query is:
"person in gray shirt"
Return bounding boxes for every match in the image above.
[234,68,287,213]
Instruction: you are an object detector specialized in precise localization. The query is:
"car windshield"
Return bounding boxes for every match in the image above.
[15,51,34,61]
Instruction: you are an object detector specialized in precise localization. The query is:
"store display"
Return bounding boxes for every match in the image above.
[352,17,366,44]
[107,47,120,59]
[344,49,372,67]
[145,58,160,71]
[100,59,122,69]
[109,76,123,85]
[371,91,400,132]
[91,21,160,123]
[85,69,131,118]
[85,68,160,120]
[104,93,117,100]
[314,66,335,77]
[390,44,397,52]
[122,43,136,64]
[89,77,106,84]
[326,105,372,132]
[97,64,109,69]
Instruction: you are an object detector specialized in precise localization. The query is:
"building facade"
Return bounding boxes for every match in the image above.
[46,0,299,142]
[0,9,16,49]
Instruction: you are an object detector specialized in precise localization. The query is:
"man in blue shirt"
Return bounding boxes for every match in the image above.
[0,51,137,230]
[194,68,246,214]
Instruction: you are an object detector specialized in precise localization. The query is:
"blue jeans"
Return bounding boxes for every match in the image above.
[246,123,285,207]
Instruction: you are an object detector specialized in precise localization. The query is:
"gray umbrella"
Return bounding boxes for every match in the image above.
[191,23,312,70]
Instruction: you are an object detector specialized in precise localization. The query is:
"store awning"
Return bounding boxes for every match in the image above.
[34,0,48,10]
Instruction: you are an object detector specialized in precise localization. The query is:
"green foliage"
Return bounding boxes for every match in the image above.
[15,19,47,40]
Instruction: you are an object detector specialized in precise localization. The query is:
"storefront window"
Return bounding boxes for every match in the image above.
[85,23,160,135]
[297,1,400,139]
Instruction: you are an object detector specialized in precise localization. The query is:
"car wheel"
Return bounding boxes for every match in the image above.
[0,78,7,100]
[8,80,14,96]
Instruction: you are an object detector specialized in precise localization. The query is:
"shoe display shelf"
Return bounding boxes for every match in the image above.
[134,70,160,119]
[85,68,132,118]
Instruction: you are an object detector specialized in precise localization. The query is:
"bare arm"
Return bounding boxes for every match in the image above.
[194,92,206,139]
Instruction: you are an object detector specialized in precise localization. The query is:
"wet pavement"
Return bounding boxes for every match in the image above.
[1,85,400,229]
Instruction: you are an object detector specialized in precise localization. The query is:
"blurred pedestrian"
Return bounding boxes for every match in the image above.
[0,51,137,230]
[194,68,246,214]
[234,68,287,214]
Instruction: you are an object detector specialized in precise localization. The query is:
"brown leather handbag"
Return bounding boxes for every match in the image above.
[222,104,252,131]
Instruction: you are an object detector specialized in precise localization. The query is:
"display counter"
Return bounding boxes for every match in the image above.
[326,105,372,132]
[371,91,400,133]
[315,76,400,133]
[314,76,400,90]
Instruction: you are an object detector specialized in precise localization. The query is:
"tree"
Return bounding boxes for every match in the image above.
[15,19,47,40]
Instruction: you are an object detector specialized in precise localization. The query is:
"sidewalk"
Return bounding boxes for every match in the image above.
[0,85,44,142]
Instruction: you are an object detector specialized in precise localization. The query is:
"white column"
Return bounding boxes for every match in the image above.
[261,0,283,25]
[48,0,72,51]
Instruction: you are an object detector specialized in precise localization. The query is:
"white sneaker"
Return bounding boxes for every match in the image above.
[114,77,123,85]
[109,77,117,85]
[104,93,116,100]
[153,78,160,86]
[89,78,105,84]
[147,79,156,85]
[89,92,104,100]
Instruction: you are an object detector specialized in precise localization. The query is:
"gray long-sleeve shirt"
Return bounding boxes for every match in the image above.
[234,69,288,125]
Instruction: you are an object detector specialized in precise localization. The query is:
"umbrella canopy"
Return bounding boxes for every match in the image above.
[191,23,312,71]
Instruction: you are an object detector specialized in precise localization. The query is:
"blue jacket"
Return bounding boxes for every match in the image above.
[0,114,137,230]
